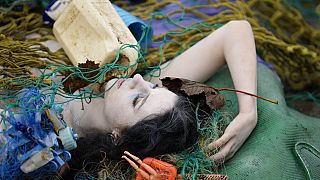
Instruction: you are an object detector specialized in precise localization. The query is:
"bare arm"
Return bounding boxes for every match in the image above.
[149,20,257,162]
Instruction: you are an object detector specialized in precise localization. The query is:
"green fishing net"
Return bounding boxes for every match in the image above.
[67,64,320,180]
[1,0,320,91]
[114,0,320,90]
[206,64,320,179]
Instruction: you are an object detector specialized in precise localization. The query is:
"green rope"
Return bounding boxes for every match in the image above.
[294,142,320,180]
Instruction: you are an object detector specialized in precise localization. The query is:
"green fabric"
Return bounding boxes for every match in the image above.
[206,64,320,179]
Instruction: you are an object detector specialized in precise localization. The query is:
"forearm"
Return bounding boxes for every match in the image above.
[205,21,258,162]
[150,20,257,117]
[221,21,257,115]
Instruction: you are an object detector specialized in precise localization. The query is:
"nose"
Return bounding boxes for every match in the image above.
[133,74,144,82]
[129,74,147,89]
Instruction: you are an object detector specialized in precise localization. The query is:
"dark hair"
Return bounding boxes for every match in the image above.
[68,95,198,171]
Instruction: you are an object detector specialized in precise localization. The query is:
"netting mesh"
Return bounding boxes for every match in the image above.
[295,142,320,180]
[113,0,320,90]
[0,0,320,90]
[0,0,319,179]
[206,64,320,179]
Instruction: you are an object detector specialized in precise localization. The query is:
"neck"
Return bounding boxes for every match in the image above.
[62,97,110,137]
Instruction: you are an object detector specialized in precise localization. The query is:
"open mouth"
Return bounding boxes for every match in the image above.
[117,79,126,89]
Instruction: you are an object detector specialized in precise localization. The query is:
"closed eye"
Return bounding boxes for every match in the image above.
[132,93,150,109]
[152,84,158,89]
[132,94,142,107]
[132,84,157,108]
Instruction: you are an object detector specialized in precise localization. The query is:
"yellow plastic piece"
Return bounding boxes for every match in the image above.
[53,0,138,73]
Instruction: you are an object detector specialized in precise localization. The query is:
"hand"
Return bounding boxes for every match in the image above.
[207,111,257,163]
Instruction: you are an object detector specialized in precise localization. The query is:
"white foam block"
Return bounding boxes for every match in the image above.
[53,0,138,75]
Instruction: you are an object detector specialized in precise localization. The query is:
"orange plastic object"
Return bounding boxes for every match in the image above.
[136,157,177,180]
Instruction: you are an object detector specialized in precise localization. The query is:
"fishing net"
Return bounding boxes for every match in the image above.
[0,0,320,90]
[113,0,320,90]
[0,0,320,179]
[206,63,320,179]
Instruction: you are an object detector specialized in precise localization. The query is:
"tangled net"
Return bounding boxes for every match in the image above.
[0,0,319,179]
[114,0,320,90]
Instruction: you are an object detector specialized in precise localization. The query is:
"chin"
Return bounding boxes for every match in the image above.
[105,79,118,94]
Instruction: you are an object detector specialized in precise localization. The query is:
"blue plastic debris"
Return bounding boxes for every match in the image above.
[0,88,77,179]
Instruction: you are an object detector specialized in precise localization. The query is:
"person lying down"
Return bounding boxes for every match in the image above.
[64,20,257,165]
[0,20,258,178]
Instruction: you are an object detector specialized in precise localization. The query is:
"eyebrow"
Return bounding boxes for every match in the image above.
[137,93,150,109]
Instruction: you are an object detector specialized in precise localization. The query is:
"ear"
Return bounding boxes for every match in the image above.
[111,128,121,144]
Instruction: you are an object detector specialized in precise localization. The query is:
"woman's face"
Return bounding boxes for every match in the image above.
[104,74,178,130]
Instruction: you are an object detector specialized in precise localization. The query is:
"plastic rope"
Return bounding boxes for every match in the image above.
[294,142,320,180]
